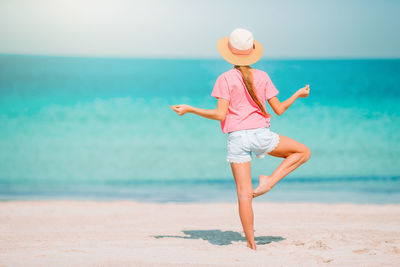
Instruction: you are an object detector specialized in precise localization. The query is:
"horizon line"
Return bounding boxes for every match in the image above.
[1,53,400,61]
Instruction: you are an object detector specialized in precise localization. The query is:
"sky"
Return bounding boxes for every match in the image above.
[0,0,399,59]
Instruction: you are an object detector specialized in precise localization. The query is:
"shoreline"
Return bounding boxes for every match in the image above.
[1,198,400,206]
[1,200,400,266]
[2,176,400,204]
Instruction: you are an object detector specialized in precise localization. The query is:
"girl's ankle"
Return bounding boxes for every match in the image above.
[247,242,256,250]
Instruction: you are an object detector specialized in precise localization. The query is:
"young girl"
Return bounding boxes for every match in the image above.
[170,28,311,250]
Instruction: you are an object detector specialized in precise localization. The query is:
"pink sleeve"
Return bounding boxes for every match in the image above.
[265,73,279,100]
[211,75,230,100]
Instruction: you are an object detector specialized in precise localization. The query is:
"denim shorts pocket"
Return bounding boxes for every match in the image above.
[227,134,243,155]
[255,129,274,147]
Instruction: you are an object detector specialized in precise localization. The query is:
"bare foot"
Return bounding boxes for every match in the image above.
[253,175,274,198]
[247,243,257,250]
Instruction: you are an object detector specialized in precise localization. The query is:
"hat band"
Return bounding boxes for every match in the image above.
[228,41,254,55]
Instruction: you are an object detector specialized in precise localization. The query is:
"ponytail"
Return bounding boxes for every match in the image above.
[234,65,271,118]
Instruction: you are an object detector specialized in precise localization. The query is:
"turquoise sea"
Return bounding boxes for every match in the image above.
[0,55,399,203]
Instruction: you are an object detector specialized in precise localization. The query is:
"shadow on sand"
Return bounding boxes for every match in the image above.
[152,229,285,246]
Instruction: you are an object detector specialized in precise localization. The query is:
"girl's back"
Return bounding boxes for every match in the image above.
[211,68,279,134]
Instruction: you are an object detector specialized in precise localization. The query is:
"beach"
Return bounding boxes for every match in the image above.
[0,57,399,266]
[1,0,400,265]
[1,200,399,266]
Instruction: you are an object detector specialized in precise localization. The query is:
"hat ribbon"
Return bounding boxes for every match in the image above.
[228,41,254,55]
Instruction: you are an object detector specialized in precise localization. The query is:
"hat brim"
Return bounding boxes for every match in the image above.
[217,36,263,66]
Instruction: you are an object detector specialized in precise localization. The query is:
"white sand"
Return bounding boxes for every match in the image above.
[1,200,400,266]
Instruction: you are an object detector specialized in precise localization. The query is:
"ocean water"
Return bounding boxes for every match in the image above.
[0,55,399,203]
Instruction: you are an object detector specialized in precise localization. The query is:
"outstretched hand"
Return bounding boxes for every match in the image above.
[297,84,310,98]
[170,104,191,116]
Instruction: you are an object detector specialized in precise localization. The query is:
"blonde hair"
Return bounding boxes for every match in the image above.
[234,65,271,118]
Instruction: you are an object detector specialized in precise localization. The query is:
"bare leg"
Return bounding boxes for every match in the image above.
[230,161,257,250]
[253,135,311,198]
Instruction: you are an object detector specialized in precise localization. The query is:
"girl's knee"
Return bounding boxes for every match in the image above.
[237,191,253,201]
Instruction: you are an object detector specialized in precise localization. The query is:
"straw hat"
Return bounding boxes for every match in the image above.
[217,28,263,66]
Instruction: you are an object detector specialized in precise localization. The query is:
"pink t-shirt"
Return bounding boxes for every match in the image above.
[211,68,279,134]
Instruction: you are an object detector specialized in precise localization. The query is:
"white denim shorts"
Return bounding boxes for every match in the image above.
[226,127,280,163]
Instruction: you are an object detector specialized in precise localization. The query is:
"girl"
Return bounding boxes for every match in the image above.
[170,28,311,250]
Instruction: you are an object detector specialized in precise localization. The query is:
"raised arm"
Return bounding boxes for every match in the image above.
[268,84,310,116]
[170,98,229,121]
